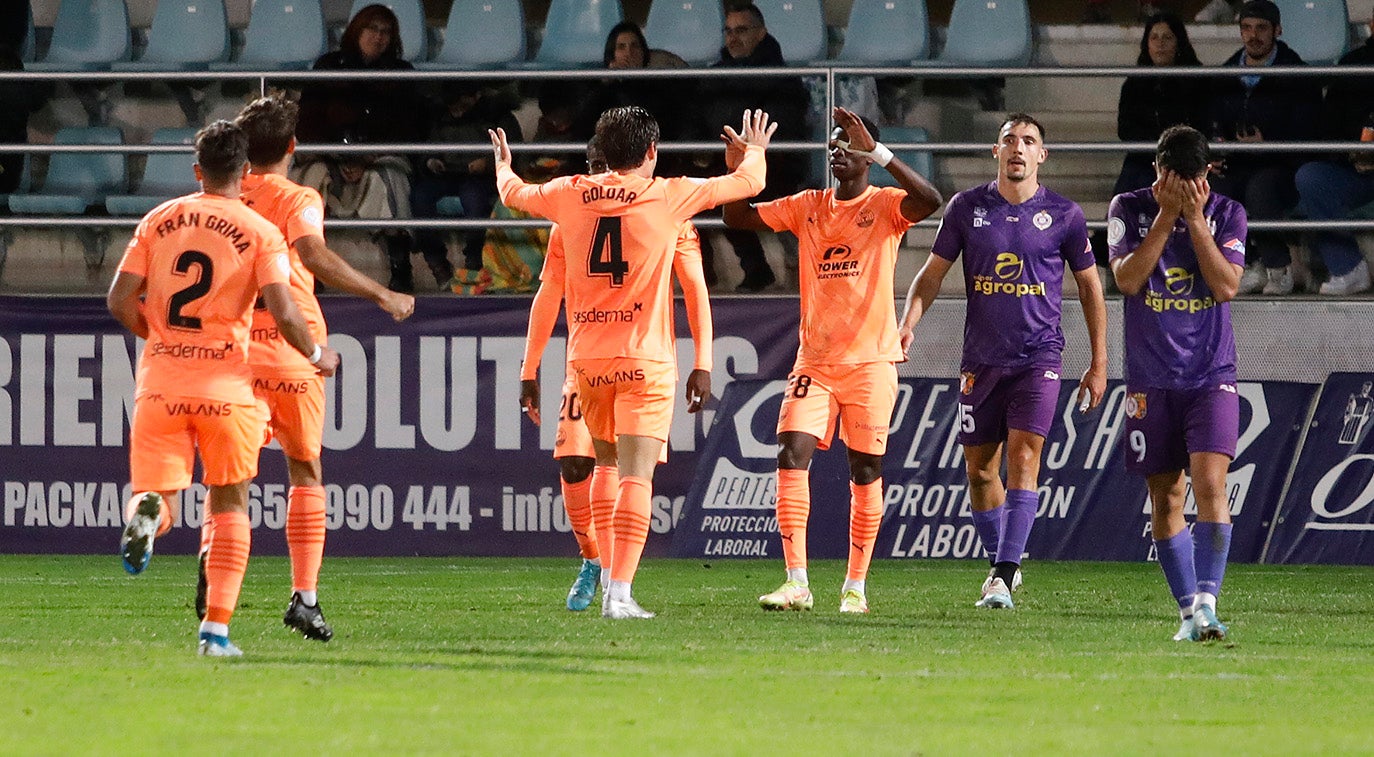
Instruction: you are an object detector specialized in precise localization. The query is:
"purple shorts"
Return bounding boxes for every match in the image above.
[956,362,1061,446]
[1122,384,1240,476]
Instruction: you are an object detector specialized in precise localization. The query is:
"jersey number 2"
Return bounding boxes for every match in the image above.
[167,250,214,331]
[587,217,628,286]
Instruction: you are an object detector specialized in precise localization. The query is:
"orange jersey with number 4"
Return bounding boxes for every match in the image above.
[756,186,912,366]
[241,172,328,378]
[498,145,764,363]
[117,192,292,405]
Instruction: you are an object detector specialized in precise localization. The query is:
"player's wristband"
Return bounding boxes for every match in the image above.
[836,140,894,168]
[308,344,323,366]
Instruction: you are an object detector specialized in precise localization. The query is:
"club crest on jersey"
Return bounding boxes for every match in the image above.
[1032,211,1053,230]
[960,371,976,395]
[1165,266,1195,296]
[973,206,990,228]
[856,209,876,228]
[1125,392,1148,419]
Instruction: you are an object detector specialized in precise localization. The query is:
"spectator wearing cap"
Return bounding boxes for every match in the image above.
[1208,0,1322,295]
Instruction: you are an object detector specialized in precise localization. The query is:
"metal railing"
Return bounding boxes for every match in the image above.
[4,65,1374,233]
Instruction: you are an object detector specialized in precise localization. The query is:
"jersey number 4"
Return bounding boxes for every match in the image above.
[167,250,214,331]
[587,217,628,286]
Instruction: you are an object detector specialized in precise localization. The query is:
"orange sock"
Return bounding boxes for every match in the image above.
[610,476,652,584]
[590,465,619,567]
[204,511,251,626]
[776,468,811,570]
[286,485,326,593]
[847,480,883,581]
[561,476,599,560]
[199,520,212,555]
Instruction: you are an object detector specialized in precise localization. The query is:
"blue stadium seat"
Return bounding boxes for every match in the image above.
[20,1,36,63]
[1273,0,1349,64]
[111,0,230,71]
[349,0,428,62]
[105,129,199,216]
[212,0,327,71]
[28,0,131,71]
[754,0,826,63]
[836,0,930,65]
[868,126,932,188]
[422,1,526,69]
[535,0,624,67]
[644,0,724,66]
[936,0,1031,66]
[9,127,126,214]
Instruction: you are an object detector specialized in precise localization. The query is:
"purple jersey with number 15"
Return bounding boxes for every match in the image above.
[930,182,1095,368]
[1107,188,1247,390]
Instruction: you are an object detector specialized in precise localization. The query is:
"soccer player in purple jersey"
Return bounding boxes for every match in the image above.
[1108,125,1245,642]
[898,113,1108,609]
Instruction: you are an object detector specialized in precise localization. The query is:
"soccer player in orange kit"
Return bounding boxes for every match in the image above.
[724,107,942,613]
[495,106,775,618]
[110,121,340,657]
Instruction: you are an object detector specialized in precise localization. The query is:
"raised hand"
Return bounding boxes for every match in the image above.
[722,109,778,153]
[833,106,875,153]
[488,127,513,170]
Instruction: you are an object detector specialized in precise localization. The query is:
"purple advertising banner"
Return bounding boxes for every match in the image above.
[1264,372,1374,564]
[0,295,800,556]
[672,378,1314,564]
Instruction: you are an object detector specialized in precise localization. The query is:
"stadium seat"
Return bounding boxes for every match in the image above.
[105,129,199,216]
[435,197,466,216]
[644,0,724,66]
[349,0,428,62]
[212,0,327,71]
[936,0,1031,66]
[28,0,131,71]
[868,126,933,188]
[754,0,826,63]
[8,127,126,215]
[111,0,231,71]
[534,0,624,67]
[1272,0,1349,64]
[422,1,526,69]
[835,0,930,65]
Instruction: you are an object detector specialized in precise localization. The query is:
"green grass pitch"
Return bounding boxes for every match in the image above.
[1,555,1370,754]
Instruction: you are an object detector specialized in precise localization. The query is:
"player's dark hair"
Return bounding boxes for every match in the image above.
[725,2,766,27]
[1001,112,1046,141]
[235,92,298,166]
[195,120,248,184]
[587,135,607,173]
[1156,125,1210,178]
[595,106,660,170]
[1136,12,1201,66]
[602,21,649,68]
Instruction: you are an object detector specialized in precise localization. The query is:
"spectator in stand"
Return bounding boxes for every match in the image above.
[1208,0,1321,296]
[698,2,811,292]
[1293,12,1374,296]
[295,4,428,292]
[1093,12,1207,268]
[584,22,691,176]
[411,82,521,295]
[0,43,50,195]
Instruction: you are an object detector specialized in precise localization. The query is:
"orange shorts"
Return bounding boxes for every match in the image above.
[555,368,668,462]
[253,375,326,461]
[776,361,898,455]
[571,357,677,444]
[129,393,267,491]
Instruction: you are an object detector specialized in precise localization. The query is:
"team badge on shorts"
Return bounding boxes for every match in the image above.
[1032,211,1053,230]
[960,371,976,395]
[556,429,567,446]
[1125,392,1148,419]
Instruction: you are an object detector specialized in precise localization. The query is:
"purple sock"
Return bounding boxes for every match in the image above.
[1154,529,1197,614]
[995,489,1037,565]
[971,504,1005,564]
[1193,521,1233,598]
